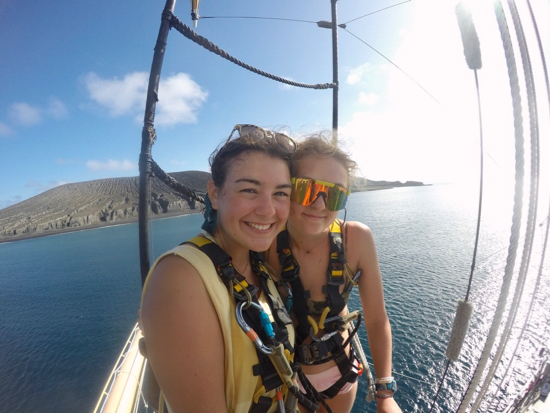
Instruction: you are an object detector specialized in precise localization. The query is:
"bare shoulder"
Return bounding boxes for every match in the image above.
[140,253,228,411]
[341,221,380,278]
[342,220,373,237]
[342,221,376,254]
[143,254,197,298]
[141,253,213,323]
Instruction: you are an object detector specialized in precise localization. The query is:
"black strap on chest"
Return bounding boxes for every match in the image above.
[277,221,348,342]
[185,236,328,412]
[325,221,347,318]
[186,236,295,339]
[277,229,311,344]
[276,223,363,399]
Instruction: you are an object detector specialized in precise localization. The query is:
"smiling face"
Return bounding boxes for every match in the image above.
[209,151,292,255]
[289,154,349,236]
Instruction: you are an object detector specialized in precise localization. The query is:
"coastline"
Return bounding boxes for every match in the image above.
[0,184,430,245]
[0,209,201,245]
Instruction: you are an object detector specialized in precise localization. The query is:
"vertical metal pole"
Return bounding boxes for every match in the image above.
[139,0,176,286]
[331,0,339,139]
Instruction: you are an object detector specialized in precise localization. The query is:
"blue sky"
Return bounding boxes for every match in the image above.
[1,0,549,209]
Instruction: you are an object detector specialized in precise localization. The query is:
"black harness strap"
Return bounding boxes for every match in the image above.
[277,230,311,343]
[185,237,287,411]
[320,347,361,399]
[276,221,364,399]
[325,223,347,318]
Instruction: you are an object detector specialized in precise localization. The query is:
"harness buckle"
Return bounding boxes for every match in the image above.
[217,259,235,281]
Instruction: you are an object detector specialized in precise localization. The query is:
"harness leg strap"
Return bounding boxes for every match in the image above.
[321,347,360,399]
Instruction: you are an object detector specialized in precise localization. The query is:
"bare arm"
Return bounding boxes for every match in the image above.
[140,255,228,413]
[348,222,402,413]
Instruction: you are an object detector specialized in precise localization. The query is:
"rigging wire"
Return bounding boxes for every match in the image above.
[192,4,438,105]
[482,0,550,409]
[361,357,433,385]
[342,0,412,25]
[457,1,526,410]
[469,0,541,408]
[198,1,412,26]
[429,3,484,410]
[198,15,318,24]
[341,27,441,105]
[429,67,484,413]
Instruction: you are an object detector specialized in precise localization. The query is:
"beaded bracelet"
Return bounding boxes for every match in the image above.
[375,376,395,384]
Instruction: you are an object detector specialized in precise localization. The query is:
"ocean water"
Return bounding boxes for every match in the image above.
[0,184,548,412]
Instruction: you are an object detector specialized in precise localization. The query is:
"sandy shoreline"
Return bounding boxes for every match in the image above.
[0,210,201,245]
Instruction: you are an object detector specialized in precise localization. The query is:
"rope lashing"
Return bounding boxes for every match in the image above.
[455,1,482,70]
[168,13,336,90]
[446,300,474,362]
[150,160,206,205]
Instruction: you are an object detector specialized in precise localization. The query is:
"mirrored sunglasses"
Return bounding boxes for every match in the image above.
[290,178,350,211]
[228,124,296,153]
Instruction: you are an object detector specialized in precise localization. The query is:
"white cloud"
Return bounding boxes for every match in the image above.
[6,98,68,129]
[9,102,42,125]
[47,97,69,119]
[0,122,14,136]
[84,72,147,117]
[86,159,138,172]
[346,62,378,85]
[358,92,379,106]
[84,71,207,126]
[155,73,208,126]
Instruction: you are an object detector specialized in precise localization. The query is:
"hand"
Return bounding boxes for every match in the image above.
[376,396,402,413]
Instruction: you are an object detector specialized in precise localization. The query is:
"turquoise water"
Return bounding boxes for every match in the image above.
[0,184,548,412]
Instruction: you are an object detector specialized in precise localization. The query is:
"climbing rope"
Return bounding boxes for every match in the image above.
[352,328,376,402]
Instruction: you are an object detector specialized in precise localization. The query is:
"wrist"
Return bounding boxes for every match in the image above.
[375,376,397,396]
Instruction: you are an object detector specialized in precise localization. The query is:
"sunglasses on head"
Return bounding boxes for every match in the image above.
[290,178,350,211]
[227,124,296,153]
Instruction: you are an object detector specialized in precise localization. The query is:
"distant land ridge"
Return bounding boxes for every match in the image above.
[0,172,425,242]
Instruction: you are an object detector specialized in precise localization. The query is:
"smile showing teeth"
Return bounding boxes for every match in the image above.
[248,223,271,231]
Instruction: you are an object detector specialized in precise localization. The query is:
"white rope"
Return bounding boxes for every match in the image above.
[484,0,550,408]
[456,1,525,411]
[351,330,376,402]
[470,0,541,410]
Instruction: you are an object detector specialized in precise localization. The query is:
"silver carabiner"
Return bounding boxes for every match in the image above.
[310,328,339,342]
[235,301,273,355]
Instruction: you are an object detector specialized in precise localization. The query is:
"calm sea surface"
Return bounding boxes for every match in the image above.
[1,184,548,412]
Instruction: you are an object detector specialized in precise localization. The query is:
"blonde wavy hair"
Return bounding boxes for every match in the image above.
[292,132,357,186]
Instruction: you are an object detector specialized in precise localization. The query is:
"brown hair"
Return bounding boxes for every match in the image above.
[209,128,295,188]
